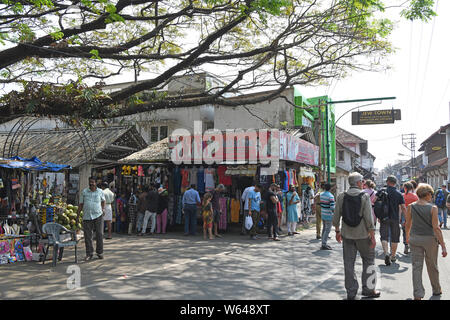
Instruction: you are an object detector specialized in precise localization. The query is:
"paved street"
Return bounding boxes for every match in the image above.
[1,224,450,301]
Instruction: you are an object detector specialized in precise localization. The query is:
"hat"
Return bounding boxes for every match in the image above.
[158,187,166,194]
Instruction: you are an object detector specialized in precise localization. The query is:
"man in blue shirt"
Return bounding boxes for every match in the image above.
[381,175,407,265]
[77,176,106,261]
[320,183,335,250]
[182,184,201,236]
[248,184,262,240]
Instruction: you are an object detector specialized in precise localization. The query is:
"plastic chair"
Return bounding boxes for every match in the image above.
[42,223,78,266]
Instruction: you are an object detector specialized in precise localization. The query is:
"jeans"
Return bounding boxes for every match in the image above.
[438,207,447,227]
[136,212,145,233]
[141,210,156,234]
[321,220,332,246]
[184,204,198,235]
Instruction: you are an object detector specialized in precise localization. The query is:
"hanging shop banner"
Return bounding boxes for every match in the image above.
[352,109,401,125]
[279,132,319,166]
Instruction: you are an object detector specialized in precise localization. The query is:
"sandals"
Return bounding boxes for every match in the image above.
[362,290,381,298]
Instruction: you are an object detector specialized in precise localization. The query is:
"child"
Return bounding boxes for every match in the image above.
[202,193,214,240]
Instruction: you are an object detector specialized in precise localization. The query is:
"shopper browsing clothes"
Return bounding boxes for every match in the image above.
[202,193,214,240]
[77,176,106,261]
[286,185,300,236]
[140,184,159,236]
[266,183,281,241]
[100,182,115,240]
[156,187,169,234]
[211,184,226,238]
[182,184,201,236]
[136,186,149,233]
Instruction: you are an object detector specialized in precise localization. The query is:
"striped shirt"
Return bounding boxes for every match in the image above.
[320,191,335,221]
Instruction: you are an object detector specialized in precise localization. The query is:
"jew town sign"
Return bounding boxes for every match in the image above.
[352,109,401,125]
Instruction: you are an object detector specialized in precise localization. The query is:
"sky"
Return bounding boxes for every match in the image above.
[2,1,448,172]
[300,0,450,171]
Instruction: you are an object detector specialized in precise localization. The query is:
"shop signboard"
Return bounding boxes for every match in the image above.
[279,131,319,166]
[352,109,401,125]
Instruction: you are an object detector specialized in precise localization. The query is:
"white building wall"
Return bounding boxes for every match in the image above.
[214,88,295,130]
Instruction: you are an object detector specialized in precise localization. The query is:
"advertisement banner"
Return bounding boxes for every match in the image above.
[279,132,319,166]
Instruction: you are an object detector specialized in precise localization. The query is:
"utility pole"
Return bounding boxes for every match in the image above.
[402,133,417,180]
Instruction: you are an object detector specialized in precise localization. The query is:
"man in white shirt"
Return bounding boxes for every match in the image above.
[101,182,115,239]
[240,183,255,235]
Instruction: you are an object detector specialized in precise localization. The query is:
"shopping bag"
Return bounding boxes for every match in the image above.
[245,215,253,230]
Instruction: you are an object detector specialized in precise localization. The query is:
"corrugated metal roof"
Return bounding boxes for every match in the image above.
[0,126,147,168]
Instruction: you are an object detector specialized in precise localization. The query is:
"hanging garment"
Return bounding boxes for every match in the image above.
[197,168,205,193]
[217,165,232,186]
[176,195,183,224]
[280,170,289,192]
[231,198,240,223]
[218,197,228,230]
[181,169,190,189]
[189,167,198,187]
[204,168,216,192]
[173,167,182,195]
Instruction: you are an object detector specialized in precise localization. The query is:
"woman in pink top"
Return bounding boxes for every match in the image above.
[363,180,377,226]
[403,182,419,254]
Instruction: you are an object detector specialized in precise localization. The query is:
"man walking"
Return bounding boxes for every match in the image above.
[211,184,226,238]
[381,175,407,265]
[77,176,106,261]
[266,183,280,241]
[140,184,159,236]
[320,183,335,250]
[241,183,255,235]
[333,172,379,300]
[100,182,115,240]
[434,184,449,229]
[248,184,262,240]
[182,184,201,236]
[314,182,325,239]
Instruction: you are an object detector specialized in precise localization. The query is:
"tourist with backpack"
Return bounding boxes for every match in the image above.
[377,176,407,266]
[433,184,449,229]
[332,172,379,300]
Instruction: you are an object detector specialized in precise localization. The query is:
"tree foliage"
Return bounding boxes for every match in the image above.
[0,0,436,121]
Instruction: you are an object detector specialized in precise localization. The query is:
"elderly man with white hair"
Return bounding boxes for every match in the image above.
[333,172,380,300]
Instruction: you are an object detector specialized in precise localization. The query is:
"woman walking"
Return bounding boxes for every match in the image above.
[286,186,300,236]
[405,183,447,300]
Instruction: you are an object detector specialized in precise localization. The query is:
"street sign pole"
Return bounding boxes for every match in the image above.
[299,96,397,183]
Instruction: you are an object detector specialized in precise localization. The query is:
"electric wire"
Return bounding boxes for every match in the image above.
[413,0,439,130]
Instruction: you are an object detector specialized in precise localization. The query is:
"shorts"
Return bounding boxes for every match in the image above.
[380,218,400,243]
[213,209,221,223]
[103,204,113,221]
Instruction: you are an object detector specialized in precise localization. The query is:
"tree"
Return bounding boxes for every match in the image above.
[0,0,436,122]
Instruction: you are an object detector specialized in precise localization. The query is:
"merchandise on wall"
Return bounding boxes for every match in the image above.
[0,157,72,264]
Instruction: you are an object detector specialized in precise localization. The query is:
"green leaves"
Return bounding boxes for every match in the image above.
[89,49,101,60]
[401,0,436,22]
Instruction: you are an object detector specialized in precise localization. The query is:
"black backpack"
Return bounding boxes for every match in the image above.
[342,192,365,227]
[373,188,390,222]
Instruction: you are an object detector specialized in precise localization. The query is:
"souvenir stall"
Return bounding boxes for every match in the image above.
[0,156,71,265]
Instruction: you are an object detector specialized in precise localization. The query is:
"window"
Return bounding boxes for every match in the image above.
[150,126,159,142]
[338,150,345,162]
[160,126,168,140]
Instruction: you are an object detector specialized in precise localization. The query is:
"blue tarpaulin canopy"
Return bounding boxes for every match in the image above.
[0,156,71,172]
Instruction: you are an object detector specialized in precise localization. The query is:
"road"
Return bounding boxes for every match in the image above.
[1,224,449,301]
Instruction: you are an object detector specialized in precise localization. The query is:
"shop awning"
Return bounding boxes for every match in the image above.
[0,156,71,172]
